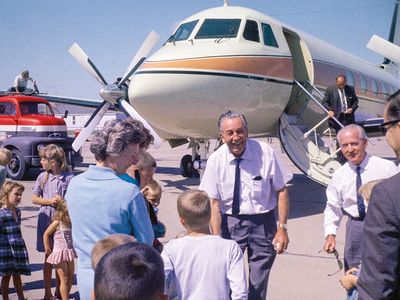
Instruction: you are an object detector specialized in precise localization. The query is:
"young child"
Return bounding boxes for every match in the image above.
[0,148,11,188]
[120,150,157,188]
[94,242,167,300]
[0,181,30,300]
[32,144,74,300]
[340,179,383,300]
[91,233,136,270]
[43,200,77,300]
[161,189,247,300]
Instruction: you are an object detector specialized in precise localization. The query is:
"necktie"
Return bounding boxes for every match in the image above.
[356,166,365,220]
[340,89,347,112]
[232,158,242,216]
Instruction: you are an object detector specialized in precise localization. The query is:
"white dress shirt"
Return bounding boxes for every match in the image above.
[324,154,398,237]
[199,139,292,215]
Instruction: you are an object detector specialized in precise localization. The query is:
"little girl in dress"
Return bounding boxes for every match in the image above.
[44,200,77,300]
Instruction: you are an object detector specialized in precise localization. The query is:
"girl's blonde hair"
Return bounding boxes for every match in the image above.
[0,148,12,165]
[39,144,69,188]
[0,181,25,207]
[53,200,72,228]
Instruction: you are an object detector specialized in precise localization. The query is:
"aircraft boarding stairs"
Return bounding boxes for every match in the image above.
[278,80,342,186]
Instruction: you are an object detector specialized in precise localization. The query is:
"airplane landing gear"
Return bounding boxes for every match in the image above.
[180,154,198,178]
[180,139,210,178]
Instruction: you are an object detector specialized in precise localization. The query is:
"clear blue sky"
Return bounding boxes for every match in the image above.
[0,0,395,100]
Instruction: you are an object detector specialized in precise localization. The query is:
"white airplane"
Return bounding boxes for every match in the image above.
[44,0,400,185]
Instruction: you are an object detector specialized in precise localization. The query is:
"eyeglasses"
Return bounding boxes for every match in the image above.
[319,249,343,276]
[379,119,400,135]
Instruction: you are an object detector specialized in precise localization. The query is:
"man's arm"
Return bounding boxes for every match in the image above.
[210,198,222,235]
[322,87,335,118]
[323,183,343,252]
[348,86,359,112]
[273,186,289,254]
[357,184,400,300]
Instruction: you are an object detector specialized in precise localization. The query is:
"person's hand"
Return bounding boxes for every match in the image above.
[273,227,289,254]
[45,247,52,256]
[327,110,335,118]
[345,108,353,114]
[51,195,62,207]
[340,268,358,290]
[324,234,336,253]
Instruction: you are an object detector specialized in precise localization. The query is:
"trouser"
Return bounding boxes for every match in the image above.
[76,263,94,300]
[344,218,364,271]
[221,211,277,300]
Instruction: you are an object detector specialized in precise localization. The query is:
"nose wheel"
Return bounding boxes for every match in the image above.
[180,154,199,178]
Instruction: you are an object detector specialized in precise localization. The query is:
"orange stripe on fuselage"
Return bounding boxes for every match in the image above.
[142,56,294,81]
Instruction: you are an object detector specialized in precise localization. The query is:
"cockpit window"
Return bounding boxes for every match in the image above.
[195,19,241,39]
[261,23,279,48]
[168,20,198,42]
[243,20,260,43]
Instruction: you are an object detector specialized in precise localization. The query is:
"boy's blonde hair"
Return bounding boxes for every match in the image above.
[137,151,156,170]
[143,179,162,201]
[91,234,136,270]
[0,181,25,207]
[358,179,383,205]
[177,189,211,231]
[0,148,12,165]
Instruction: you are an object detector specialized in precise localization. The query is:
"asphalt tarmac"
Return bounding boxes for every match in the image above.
[6,136,396,300]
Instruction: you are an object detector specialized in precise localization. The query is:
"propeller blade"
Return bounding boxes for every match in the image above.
[69,43,108,86]
[117,99,162,148]
[118,31,160,87]
[72,101,111,151]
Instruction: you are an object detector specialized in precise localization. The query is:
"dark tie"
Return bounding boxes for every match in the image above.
[232,158,242,216]
[356,166,365,220]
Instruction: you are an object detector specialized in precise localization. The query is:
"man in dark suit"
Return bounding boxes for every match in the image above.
[322,75,359,133]
[357,90,400,299]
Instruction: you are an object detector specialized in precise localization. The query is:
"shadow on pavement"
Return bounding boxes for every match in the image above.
[287,174,327,219]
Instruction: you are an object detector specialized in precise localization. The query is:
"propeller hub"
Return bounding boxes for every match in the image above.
[99,84,126,104]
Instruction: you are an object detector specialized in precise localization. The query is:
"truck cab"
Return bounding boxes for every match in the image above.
[0,94,82,179]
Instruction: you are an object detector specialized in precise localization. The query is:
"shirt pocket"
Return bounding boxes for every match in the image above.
[251,177,272,202]
[217,182,234,201]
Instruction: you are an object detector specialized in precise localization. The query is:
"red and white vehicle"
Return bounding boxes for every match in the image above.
[0,94,82,179]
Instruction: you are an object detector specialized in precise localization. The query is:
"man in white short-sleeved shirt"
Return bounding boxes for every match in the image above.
[199,111,292,300]
[323,124,398,270]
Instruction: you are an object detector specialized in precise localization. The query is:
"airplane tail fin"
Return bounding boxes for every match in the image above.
[384,1,400,64]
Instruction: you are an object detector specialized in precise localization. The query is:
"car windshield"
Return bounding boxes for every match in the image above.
[0,103,16,116]
[19,102,54,116]
[168,20,199,42]
[195,19,241,39]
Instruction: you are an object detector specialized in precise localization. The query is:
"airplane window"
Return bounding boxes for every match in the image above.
[261,23,278,48]
[345,70,355,87]
[371,79,378,96]
[0,103,16,116]
[195,19,241,39]
[168,20,198,42]
[380,81,387,95]
[243,20,260,43]
[360,75,367,93]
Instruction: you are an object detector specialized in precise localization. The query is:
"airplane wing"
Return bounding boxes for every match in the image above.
[40,94,108,109]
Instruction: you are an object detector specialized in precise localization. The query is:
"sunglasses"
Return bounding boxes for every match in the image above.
[379,119,400,135]
[319,249,343,276]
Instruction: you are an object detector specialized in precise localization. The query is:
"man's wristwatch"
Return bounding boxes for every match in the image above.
[278,223,288,230]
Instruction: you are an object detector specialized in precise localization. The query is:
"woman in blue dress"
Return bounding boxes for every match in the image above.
[65,118,155,300]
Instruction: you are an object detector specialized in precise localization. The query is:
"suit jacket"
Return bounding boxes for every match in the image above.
[357,173,400,300]
[322,85,359,124]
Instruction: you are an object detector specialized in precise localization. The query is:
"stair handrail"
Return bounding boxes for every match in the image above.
[294,79,344,130]
[296,79,375,145]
